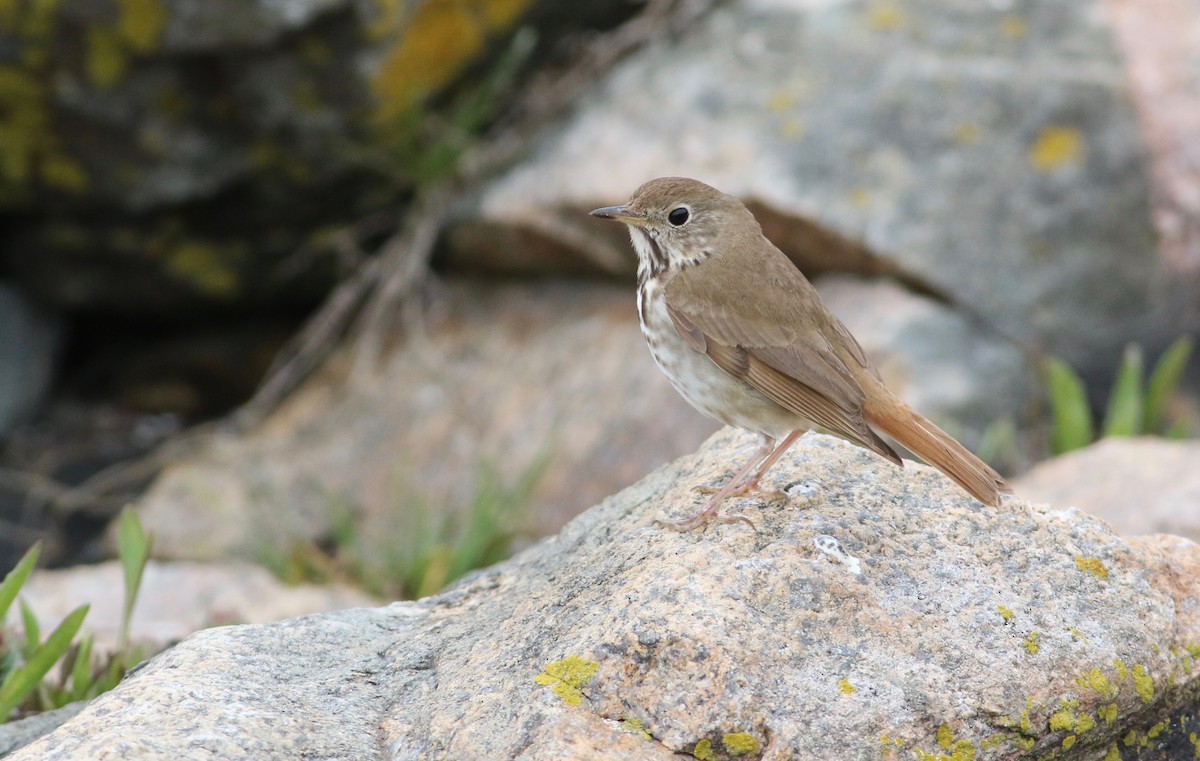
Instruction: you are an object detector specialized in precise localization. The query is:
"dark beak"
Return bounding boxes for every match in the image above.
[589,205,647,226]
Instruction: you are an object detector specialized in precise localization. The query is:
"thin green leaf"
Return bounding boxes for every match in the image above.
[1103,344,1144,437]
[116,508,152,653]
[1146,336,1194,433]
[0,604,88,722]
[70,636,94,699]
[0,544,40,623]
[19,600,39,656]
[1045,357,1095,454]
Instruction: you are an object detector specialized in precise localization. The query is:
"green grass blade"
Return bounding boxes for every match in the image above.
[70,637,94,699]
[1045,357,1095,454]
[19,600,40,656]
[1103,344,1144,437]
[0,604,88,722]
[116,508,152,652]
[1145,336,1194,433]
[0,544,40,622]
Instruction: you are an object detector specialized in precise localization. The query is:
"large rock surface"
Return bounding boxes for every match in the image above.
[0,284,59,434]
[448,0,1197,378]
[132,280,718,562]
[22,559,378,653]
[815,275,1034,450]
[12,430,1200,760]
[1014,437,1200,543]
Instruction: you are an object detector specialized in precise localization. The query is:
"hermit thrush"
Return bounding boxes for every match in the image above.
[591,177,1011,529]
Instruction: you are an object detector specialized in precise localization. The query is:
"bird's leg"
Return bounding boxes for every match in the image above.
[694,429,806,500]
[661,435,777,531]
[738,428,806,495]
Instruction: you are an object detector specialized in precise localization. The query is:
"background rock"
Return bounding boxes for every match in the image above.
[815,275,1035,451]
[1106,0,1200,276]
[9,430,1200,760]
[130,280,718,563]
[20,559,378,653]
[0,0,635,312]
[1013,437,1200,542]
[447,0,1196,381]
[0,284,60,435]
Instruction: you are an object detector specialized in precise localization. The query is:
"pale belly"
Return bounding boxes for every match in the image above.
[638,281,805,440]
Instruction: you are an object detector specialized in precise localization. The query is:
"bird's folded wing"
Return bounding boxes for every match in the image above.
[668,305,900,464]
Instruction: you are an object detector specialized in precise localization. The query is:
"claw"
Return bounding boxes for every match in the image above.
[656,507,756,532]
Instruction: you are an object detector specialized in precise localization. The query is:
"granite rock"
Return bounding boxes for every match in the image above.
[1014,437,1200,543]
[12,429,1200,760]
[448,0,1197,379]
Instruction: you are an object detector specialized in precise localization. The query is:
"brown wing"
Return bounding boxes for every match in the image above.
[665,240,900,464]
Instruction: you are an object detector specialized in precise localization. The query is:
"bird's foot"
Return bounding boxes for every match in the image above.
[656,505,756,532]
[693,479,787,502]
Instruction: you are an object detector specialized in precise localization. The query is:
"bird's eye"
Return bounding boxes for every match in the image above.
[667,207,690,226]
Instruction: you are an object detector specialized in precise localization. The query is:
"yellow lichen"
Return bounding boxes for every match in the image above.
[722,733,760,756]
[1074,556,1109,579]
[533,655,599,707]
[115,0,165,51]
[848,187,872,208]
[1099,703,1118,724]
[1062,735,1077,749]
[620,718,651,740]
[164,241,238,297]
[1088,667,1117,698]
[1049,708,1076,732]
[999,15,1027,40]
[1132,664,1155,703]
[938,724,954,750]
[996,605,1014,622]
[693,738,715,761]
[1124,730,1137,747]
[767,90,794,113]
[1029,127,1084,171]
[1147,720,1167,739]
[838,679,856,695]
[40,152,88,192]
[1077,713,1096,734]
[953,123,980,145]
[370,0,534,125]
[1019,698,1034,734]
[867,2,906,31]
[86,26,128,88]
[1105,744,1121,761]
[1114,660,1128,681]
[1023,632,1040,655]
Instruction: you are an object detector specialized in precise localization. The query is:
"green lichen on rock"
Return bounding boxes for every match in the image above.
[1074,555,1110,579]
[619,718,651,740]
[1132,664,1155,703]
[1023,631,1040,655]
[721,732,759,756]
[369,0,533,126]
[533,655,598,707]
[692,738,715,760]
[0,0,92,200]
[85,0,164,88]
[163,241,240,298]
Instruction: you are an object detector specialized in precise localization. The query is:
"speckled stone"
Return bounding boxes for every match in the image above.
[448,0,1198,379]
[10,430,1200,760]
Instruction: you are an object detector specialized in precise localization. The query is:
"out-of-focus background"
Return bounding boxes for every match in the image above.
[0,0,1197,654]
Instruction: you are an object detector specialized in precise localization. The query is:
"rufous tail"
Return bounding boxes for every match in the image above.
[864,390,1012,507]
